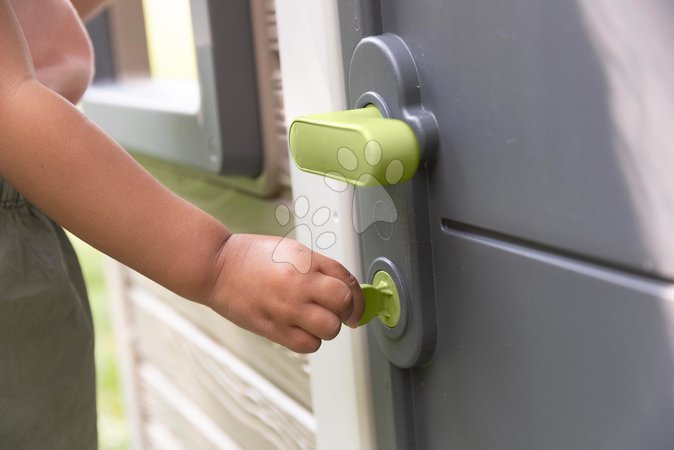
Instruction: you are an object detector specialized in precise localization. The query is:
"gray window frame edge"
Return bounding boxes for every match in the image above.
[83,0,286,197]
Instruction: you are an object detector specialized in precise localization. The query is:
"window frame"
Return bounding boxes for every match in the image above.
[83,0,286,196]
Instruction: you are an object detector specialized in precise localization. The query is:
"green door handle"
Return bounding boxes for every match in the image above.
[359,271,401,327]
[289,105,421,187]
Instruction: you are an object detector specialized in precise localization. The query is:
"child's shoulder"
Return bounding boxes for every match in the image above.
[10,0,93,104]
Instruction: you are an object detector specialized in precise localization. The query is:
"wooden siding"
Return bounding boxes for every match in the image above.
[129,271,311,408]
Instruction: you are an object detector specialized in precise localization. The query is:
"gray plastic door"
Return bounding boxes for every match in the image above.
[338,1,674,449]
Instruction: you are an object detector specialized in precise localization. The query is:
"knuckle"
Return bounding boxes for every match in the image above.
[271,291,290,310]
[337,285,353,312]
[310,339,322,353]
[287,335,303,353]
[260,316,274,338]
[293,243,313,260]
[278,263,297,278]
[293,335,321,354]
[325,318,342,340]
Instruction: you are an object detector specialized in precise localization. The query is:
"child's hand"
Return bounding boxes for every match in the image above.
[207,234,365,353]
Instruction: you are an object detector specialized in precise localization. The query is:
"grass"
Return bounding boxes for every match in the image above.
[69,235,130,450]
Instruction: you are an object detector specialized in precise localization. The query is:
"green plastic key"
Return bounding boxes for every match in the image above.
[359,271,401,328]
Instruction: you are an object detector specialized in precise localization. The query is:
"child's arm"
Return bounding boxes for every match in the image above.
[0,1,363,353]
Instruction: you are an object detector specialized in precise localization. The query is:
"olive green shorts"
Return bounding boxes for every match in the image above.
[0,178,97,449]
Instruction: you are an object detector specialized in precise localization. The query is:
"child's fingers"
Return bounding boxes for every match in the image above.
[295,303,342,341]
[282,326,322,354]
[310,275,353,322]
[255,314,321,354]
[313,254,365,328]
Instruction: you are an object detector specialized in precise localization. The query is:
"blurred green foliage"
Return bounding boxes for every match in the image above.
[70,235,129,450]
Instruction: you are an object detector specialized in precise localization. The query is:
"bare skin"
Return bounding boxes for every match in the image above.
[0,0,364,353]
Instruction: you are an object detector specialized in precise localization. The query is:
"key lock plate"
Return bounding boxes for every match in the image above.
[289,34,438,368]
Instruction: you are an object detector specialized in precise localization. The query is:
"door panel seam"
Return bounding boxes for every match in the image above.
[441,218,674,285]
